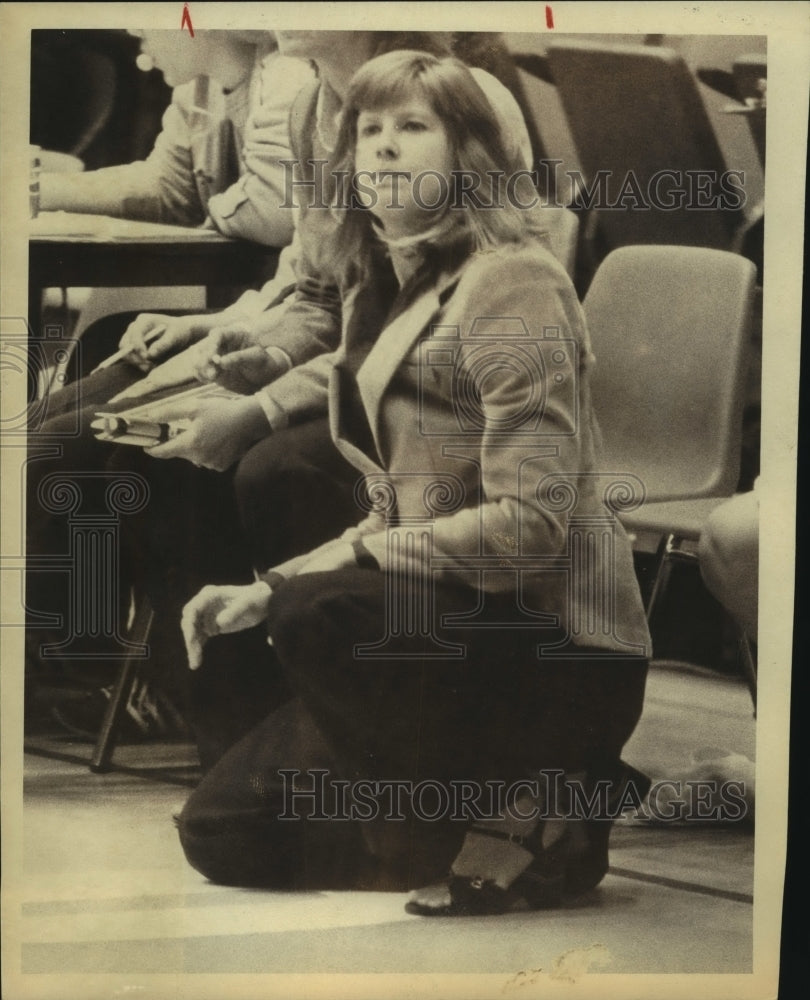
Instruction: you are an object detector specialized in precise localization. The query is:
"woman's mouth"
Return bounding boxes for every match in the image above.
[375,170,409,186]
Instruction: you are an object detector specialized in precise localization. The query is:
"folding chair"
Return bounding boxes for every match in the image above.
[547,41,752,261]
[583,245,757,703]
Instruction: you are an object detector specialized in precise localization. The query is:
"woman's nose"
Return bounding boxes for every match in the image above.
[375,125,399,160]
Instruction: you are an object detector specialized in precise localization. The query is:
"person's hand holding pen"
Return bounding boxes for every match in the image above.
[93,324,166,373]
[115,313,214,373]
[194,322,286,394]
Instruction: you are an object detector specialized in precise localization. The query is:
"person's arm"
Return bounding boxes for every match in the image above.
[191,193,345,403]
[257,515,386,586]
[145,342,340,470]
[145,209,344,466]
[181,514,387,668]
[39,83,203,223]
[205,52,315,246]
[258,253,585,587]
[110,231,303,399]
[221,226,303,319]
[141,252,342,466]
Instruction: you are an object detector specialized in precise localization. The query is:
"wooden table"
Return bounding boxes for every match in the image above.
[28,212,279,338]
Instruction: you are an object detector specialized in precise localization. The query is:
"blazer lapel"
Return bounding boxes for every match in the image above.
[356,263,465,457]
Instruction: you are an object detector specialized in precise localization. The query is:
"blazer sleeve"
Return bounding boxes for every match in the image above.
[358,249,596,589]
[235,79,344,395]
[206,52,314,246]
[252,346,339,430]
[223,228,302,321]
[260,515,387,587]
[39,85,203,223]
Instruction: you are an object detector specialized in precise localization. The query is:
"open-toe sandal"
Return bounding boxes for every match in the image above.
[406,760,651,917]
[405,823,570,917]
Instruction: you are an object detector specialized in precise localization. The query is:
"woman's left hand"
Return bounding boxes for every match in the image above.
[181,581,274,669]
[147,395,269,471]
[297,541,357,575]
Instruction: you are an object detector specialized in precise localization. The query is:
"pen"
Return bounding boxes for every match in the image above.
[90,416,191,443]
[91,325,167,373]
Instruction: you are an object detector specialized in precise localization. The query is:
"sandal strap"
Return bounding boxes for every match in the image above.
[465,825,532,848]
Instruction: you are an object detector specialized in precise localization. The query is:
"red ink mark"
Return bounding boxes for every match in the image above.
[546,5,554,28]
[181,2,194,37]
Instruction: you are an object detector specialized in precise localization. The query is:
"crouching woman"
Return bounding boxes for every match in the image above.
[176,49,651,915]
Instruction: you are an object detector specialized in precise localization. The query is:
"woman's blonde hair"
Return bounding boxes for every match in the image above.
[325,50,544,284]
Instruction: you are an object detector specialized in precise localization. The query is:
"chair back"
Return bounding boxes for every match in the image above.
[547,40,745,252]
[584,245,756,502]
[733,54,767,167]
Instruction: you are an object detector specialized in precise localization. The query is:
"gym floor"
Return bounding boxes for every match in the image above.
[10,659,758,995]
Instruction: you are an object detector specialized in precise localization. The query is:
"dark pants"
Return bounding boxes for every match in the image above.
[26,305,202,641]
[234,418,360,573]
[178,569,648,890]
[26,356,178,666]
[27,324,360,764]
[25,356,247,688]
[187,419,360,769]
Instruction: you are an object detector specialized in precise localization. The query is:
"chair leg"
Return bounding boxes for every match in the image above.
[645,534,701,633]
[645,536,670,624]
[89,596,154,774]
[647,535,758,714]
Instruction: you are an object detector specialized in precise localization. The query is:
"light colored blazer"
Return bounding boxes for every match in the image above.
[40,48,314,247]
[265,242,651,658]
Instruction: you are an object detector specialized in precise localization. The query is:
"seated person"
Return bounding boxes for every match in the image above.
[638,488,759,827]
[37,31,532,404]
[176,50,652,914]
[39,29,314,247]
[698,488,759,643]
[27,30,531,747]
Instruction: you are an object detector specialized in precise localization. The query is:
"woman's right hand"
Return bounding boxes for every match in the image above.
[194,323,281,391]
[118,313,203,372]
[181,581,274,670]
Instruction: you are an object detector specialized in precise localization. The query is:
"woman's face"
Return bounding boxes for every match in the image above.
[353,96,454,237]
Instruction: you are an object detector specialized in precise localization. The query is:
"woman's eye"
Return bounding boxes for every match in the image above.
[401,120,426,132]
[359,123,381,138]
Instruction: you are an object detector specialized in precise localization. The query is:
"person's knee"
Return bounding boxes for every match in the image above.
[234,419,347,514]
[698,527,728,600]
[176,784,261,886]
[699,497,758,593]
[174,786,227,881]
[266,574,348,649]
[175,815,274,887]
[176,786,302,888]
[699,495,759,637]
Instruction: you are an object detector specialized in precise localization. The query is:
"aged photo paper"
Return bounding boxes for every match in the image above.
[1,2,806,998]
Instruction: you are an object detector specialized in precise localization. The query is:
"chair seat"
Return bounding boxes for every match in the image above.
[621,496,731,541]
